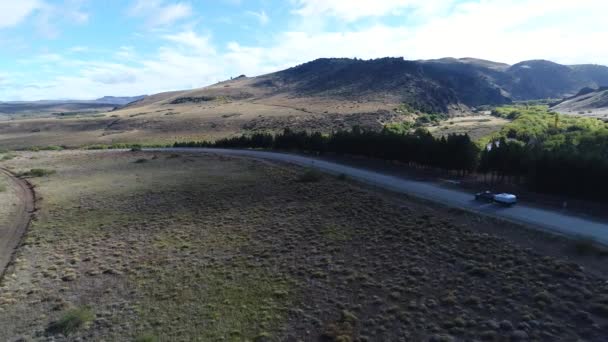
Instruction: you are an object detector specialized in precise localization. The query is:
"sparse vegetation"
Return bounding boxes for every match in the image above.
[1,153,15,161]
[2,150,608,341]
[573,238,608,256]
[134,333,159,342]
[83,143,168,150]
[297,168,323,182]
[130,144,143,152]
[19,168,55,177]
[47,307,94,336]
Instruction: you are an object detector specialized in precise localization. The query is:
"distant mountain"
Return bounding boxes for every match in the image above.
[503,60,594,100]
[569,64,608,87]
[422,58,608,101]
[93,95,147,105]
[0,95,147,116]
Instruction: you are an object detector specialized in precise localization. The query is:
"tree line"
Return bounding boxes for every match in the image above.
[175,127,480,174]
[175,124,608,202]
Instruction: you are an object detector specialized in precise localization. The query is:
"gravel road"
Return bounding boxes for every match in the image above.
[155,148,608,246]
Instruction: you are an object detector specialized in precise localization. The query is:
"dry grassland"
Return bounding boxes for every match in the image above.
[0,150,607,341]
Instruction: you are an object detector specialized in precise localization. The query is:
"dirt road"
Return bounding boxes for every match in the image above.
[0,168,35,279]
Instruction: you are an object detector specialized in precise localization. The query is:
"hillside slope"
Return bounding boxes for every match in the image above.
[551,87,608,118]
[120,57,513,115]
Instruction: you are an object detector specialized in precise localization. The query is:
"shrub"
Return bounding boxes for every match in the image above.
[47,307,94,336]
[573,238,608,256]
[296,168,323,183]
[1,153,15,161]
[84,144,109,150]
[135,333,159,342]
[130,144,143,152]
[41,145,64,151]
[20,168,55,177]
[134,158,148,164]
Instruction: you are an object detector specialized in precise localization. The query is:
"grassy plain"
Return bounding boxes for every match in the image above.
[0,150,607,341]
[0,173,18,233]
[428,114,510,141]
[0,94,399,150]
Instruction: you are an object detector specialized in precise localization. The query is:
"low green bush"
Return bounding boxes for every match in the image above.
[47,307,94,336]
[20,168,55,177]
[135,333,159,342]
[296,168,323,183]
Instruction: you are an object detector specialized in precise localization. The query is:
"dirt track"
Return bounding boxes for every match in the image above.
[0,168,35,280]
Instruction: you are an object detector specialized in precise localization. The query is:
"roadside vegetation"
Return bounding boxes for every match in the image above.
[18,168,56,178]
[175,127,480,175]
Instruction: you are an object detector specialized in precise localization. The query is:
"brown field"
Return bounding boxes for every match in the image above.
[0,77,402,150]
[0,150,607,341]
[0,76,431,150]
[0,76,513,150]
[428,115,510,140]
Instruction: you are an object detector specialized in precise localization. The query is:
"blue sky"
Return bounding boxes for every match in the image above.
[0,0,606,100]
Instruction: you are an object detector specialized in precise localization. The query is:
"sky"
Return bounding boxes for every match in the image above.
[0,0,607,101]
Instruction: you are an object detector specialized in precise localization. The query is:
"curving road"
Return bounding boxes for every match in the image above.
[0,168,35,280]
[150,148,608,245]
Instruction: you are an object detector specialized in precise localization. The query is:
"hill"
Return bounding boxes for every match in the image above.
[120,57,608,114]
[551,87,608,118]
[2,57,608,149]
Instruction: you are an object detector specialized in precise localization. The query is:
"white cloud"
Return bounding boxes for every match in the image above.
[4,0,608,101]
[162,31,216,55]
[0,0,42,28]
[247,10,269,25]
[69,46,89,53]
[129,0,192,28]
[292,0,449,22]
[0,0,88,38]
